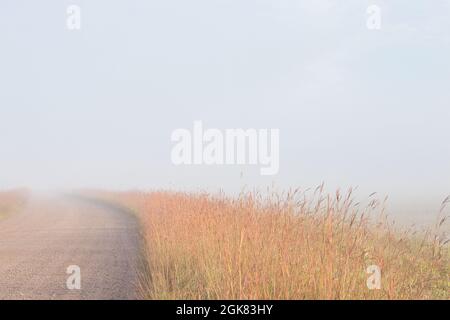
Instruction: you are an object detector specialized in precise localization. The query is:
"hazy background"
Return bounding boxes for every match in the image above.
[1,1,449,224]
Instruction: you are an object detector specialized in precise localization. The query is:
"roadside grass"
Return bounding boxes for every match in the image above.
[90,188,449,300]
[0,189,29,220]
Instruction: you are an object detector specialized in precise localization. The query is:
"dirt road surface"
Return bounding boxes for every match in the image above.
[0,195,142,300]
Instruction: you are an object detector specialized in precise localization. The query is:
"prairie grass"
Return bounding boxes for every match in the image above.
[92,187,449,300]
[0,189,28,219]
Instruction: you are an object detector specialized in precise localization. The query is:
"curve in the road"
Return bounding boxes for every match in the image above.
[0,195,143,300]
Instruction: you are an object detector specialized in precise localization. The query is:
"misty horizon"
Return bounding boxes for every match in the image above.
[1,1,449,225]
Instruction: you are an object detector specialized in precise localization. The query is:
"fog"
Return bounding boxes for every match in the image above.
[1,1,449,224]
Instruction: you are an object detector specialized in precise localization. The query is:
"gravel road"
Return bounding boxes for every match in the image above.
[0,195,142,300]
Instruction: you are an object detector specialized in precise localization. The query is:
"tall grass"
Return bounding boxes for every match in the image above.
[0,189,28,219]
[93,188,449,300]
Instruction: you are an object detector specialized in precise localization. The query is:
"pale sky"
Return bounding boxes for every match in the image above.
[1,1,449,223]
